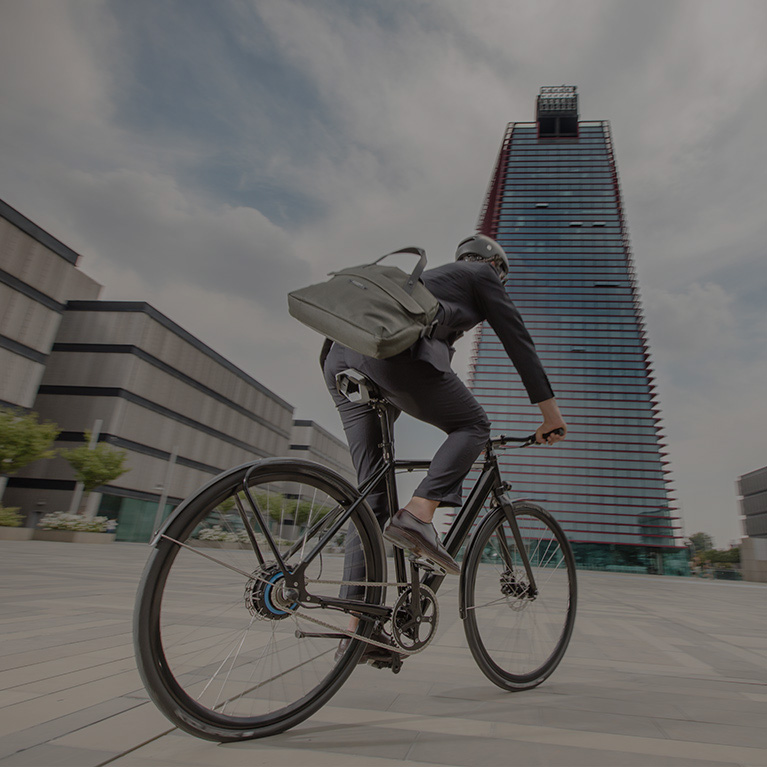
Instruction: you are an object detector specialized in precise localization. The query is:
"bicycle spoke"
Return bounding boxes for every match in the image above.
[160,535,259,579]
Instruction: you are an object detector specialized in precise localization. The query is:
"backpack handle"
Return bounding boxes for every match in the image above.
[372,247,427,295]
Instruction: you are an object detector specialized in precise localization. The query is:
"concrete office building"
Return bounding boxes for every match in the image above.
[290,419,355,484]
[0,199,101,410]
[2,200,354,541]
[465,87,687,574]
[738,465,767,582]
[5,301,297,542]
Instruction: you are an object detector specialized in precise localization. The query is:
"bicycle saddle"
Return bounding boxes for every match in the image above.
[335,368,380,404]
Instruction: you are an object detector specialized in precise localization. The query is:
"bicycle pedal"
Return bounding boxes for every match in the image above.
[369,654,403,674]
[409,555,446,575]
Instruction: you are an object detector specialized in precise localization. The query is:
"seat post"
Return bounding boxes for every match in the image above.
[372,398,394,465]
[372,396,407,585]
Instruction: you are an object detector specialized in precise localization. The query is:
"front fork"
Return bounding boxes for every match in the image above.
[458,494,538,620]
[496,493,538,599]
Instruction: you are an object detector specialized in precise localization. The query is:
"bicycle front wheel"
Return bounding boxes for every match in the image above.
[462,501,576,690]
[134,459,385,741]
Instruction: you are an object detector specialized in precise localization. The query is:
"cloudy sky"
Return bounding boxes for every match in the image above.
[2,0,765,547]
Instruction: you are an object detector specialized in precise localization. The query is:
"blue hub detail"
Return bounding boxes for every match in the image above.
[245,564,299,620]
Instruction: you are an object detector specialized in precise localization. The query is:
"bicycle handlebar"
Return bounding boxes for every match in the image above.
[491,427,565,449]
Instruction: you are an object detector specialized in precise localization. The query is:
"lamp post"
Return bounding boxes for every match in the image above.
[153,446,178,536]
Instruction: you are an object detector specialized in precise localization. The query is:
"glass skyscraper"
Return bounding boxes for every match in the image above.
[466,86,688,575]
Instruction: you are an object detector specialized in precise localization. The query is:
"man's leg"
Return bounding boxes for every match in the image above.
[359,357,492,509]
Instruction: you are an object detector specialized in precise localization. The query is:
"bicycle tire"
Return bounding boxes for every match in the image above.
[461,501,577,690]
[134,458,385,741]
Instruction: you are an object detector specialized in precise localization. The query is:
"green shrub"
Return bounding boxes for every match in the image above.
[0,505,23,527]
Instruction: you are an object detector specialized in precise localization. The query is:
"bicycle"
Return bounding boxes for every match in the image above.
[134,368,577,742]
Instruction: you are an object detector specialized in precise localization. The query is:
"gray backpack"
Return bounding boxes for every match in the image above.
[288,247,453,360]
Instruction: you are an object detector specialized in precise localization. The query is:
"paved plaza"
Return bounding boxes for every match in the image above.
[1,540,766,767]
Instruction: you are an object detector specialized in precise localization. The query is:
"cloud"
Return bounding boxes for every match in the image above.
[46,167,307,315]
[646,282,737,360]
[644,280,766,545]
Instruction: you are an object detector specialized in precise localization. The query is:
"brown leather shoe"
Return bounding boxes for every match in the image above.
[334,628,403,664]
[383,509,461,575]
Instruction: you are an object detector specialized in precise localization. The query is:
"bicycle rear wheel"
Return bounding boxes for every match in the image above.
[134,459,385,741]
[462,501,576,690]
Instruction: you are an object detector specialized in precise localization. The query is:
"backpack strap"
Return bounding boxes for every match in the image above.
[420,321,462,342]
[371,247,427,295]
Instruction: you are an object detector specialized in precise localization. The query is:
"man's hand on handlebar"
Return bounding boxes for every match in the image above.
[535,397,567,446]
[535,425,566,445]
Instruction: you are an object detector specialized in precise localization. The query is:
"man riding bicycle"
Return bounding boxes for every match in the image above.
[322,234,567,660]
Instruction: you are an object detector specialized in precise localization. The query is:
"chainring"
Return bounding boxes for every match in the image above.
[391,584,439,652]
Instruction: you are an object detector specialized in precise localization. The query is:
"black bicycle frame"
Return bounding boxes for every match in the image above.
[235,395,538,620]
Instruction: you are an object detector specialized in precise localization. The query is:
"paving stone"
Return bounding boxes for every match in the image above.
[51,702,175,751]
[655,718,767,749]
[407,732,742,767]
[0,697,141,761]
[2,541,767,766]
[0,743,118,766]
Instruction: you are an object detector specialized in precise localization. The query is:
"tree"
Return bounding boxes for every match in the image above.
[699,547,741,566]
[689,532,714,553]
[62,432,130,512]
[0,406,59,491]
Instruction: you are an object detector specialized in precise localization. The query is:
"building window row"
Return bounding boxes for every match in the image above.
[508,278,628,286]
[475,364,650,381]
[508,157,610,163]
[521,321,642,332]
[508,250,627,257]
[497,462,668,482]
[500,216,620,224]
[485,409,659,429]
[510,138,608,146]
[511,485,669,504]
[539,358,650,371]
[507,148,609,155]
[500,233,624,242]
[504,185,615,191]
[510,285,633,297]
[513,306,638,317]
[479,349,648,365]
[504,173,615,181]
[503,192,615,199]
[476,378,652,396]
[503,201,619,208]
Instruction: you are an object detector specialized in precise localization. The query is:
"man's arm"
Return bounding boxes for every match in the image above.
[472,263,554,404]
[472,263,567,443]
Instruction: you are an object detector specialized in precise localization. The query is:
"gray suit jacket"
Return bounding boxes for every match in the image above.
[414,260,553,404]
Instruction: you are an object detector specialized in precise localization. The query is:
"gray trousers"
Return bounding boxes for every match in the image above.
[323,343,490,597]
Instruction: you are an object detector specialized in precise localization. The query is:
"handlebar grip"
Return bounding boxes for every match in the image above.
[542,427,565,440]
